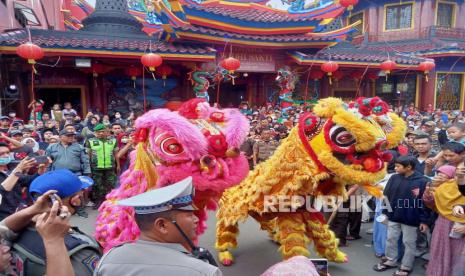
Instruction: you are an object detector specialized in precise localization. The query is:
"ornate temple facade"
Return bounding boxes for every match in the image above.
[0,0,437,117]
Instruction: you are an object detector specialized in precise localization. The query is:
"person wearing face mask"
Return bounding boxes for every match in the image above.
[0,142,45,220]
[0,169,101,276]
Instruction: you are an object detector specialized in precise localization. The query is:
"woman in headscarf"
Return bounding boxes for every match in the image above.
[21,137,40,156]
[424,164,465,276]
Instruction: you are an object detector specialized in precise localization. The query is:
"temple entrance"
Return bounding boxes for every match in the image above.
[217,83,247,108]
[36,86,85,116]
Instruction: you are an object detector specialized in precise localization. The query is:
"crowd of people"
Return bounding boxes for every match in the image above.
[0,98,463,275]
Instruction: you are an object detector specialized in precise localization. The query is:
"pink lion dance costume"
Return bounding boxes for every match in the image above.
[95,98,250,251]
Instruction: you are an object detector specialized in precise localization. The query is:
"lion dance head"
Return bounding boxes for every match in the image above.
[95,98,250,251]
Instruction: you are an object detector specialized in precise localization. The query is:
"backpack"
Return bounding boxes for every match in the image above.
[7,227,101,276]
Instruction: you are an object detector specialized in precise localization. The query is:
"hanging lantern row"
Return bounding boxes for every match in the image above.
[220,57,241,74]
[338,0,359,11]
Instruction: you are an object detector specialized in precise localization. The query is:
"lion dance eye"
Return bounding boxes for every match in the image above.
[155,133,185,156]
[330,126,356,147]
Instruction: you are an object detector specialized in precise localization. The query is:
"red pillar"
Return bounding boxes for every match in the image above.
[420,71,436,111]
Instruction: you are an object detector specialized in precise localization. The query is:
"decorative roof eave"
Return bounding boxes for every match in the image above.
[184,0,342,18]
[0,29,216,62]
[185,15,316,35]
[182,7,346,35]
[289,51,424,69]
[422,51,465,57]
[0,45,215,61]
[177,32,338,49]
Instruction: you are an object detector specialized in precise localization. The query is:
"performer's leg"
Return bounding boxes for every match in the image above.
[215,221,239,266]
[304,212,348,263]
[275,214,310,260]
[250,212,278,242]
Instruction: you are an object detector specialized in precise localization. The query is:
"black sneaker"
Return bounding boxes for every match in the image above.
[76,208,88,218]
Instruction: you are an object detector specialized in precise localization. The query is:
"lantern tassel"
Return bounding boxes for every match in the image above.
[329,76,332,85]
[151,72,156,80]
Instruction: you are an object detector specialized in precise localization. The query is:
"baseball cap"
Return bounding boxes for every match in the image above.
[424,121,436,127]
[9,130,22,136]
[59,129,77,136]
[29,169,94,199]
[0,116,10,121]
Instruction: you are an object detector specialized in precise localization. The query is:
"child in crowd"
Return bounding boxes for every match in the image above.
[51,104,63,122]
[374,156,430,276]
[447,122,465,144]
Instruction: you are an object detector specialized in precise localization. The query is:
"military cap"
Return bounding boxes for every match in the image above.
[118,177,196,214]
[93,123,107,132]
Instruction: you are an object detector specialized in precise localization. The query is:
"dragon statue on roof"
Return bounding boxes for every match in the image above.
[95,98,250,251]
[215,97,406,265]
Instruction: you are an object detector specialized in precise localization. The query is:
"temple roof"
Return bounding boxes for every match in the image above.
[173,24,341,48]
[290,42,427,68]
[363,39,465,57]
[0,29,215,61]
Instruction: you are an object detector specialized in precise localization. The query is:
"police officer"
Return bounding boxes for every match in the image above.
[86,124,118,209]
[95,177,222,276]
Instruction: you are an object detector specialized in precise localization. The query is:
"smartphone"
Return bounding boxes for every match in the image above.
[33,156,48,164]
[310,258,328,276]
[49,194,61,215]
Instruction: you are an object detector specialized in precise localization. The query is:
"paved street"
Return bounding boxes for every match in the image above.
[72,209,426,276]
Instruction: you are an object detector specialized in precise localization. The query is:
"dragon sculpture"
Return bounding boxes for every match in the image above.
[188,70,212,101]
[95,98,250,251]
[276,67,299,112]
[215,97,406,265]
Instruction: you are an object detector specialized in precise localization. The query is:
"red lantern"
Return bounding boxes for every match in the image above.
[380,59,397,75]
[158,65,173,79]
[126,66,142,80]
[309,70,324,81]
[16,42,44,64]
[321,61,339,77]
[367,72,379,81]
[349,71,364,80]
[221,57,241,73]
[91,63,105,77]
[418,60,435,82]
[332,71,345,81]
[141,53,163,72]
[321,61,339,85]
[339,0,359,10]
[418,60,435,74]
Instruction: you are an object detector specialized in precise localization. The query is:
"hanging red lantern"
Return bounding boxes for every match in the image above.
[309,70,324,81]
[91,63,105,77]
[221,57,241,73]
[126,66,142,80]
[158,65,173,79]
[16,42,44,65]
[349,71,364,80]
[332,71,345,81]
[141,53,163,72]
[418,60,435,82]
[367,72,379,81]
[321,61,339,85]
[321,61,339,76]
[380,59,397,75]
[339,0,359,10]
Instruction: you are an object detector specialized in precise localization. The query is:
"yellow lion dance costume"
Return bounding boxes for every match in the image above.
[215,97,406,265]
